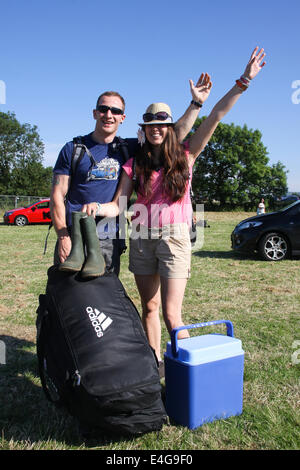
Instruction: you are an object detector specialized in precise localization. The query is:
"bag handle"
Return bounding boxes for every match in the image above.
[170,320,234,358]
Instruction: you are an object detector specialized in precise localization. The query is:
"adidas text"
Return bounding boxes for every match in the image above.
[86,306,113,338]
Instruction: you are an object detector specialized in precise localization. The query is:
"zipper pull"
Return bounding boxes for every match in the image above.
[72,370,81,387]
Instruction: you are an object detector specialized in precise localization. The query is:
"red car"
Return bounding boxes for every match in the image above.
[3,199,51,226]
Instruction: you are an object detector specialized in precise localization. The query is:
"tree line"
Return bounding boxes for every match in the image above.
[0,111,288,210]
[189,117,288,211]
[0,111,52,196]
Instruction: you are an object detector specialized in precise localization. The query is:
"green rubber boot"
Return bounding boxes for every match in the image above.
[59,211,86,272]
[80,215,106,278]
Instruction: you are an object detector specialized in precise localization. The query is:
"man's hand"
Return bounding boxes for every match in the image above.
[189,73,212,105]
[58,235,72,263]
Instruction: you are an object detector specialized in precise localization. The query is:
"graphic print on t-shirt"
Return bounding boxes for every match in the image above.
[86,157,120,181]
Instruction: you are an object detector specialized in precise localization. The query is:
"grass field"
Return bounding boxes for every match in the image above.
[0,212,299,450]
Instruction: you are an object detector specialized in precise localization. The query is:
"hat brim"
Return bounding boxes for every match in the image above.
[138,120,174,126]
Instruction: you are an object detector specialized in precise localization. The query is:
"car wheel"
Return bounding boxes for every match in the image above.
[258,232,289,261]
[14,215,28,226]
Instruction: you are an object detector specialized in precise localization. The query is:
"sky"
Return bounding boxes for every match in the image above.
[1,0,299,192]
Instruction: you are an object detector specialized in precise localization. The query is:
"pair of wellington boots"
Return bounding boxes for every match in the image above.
[59,212,106,279]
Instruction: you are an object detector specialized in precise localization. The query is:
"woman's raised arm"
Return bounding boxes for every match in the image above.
[188,46,266,161]
[174,73,212,142]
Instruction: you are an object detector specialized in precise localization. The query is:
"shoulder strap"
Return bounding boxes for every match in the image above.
[116,137,137,182]
[132,157,137,182]
[71,136,97,176]
[189,174,194,200]
[116,136,130,162]
[71,136,85,176]
[43,222,53,255]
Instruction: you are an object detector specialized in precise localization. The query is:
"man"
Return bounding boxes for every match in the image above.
[51,81,206,275]
[51,91,129,275]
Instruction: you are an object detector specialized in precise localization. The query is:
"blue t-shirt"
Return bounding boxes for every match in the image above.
[53,133,130,227]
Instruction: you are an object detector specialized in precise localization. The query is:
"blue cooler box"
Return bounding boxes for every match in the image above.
[164,320,244,429]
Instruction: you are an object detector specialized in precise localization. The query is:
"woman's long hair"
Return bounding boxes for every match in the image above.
[135,126,190,202]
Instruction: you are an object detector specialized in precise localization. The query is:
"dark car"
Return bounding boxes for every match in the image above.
[275,195,300,208]
[3,199,51,226]
[231,201,300,261]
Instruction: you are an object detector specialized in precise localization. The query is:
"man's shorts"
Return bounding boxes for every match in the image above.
[129,223,191,279]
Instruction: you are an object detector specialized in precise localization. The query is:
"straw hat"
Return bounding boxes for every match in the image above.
[138,102,173,126]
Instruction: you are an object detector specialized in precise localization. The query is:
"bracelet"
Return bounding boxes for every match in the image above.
[239,76,250,87]
[235,79,248,91]
[191,100,203,108]
[241,74,251,83]
[236,74,251,91]
[96,202,102,216]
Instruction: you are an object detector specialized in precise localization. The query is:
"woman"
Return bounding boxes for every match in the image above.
[83,47,266,374]
[257,198,265,214]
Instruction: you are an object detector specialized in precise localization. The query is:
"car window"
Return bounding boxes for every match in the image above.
[288,205,300,217]
[36,201,49,209]
[279,201,300,213]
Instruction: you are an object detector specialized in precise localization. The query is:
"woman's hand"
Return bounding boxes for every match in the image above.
[189,73,212,105]
[243,46,266,80]
[81,202,100,217]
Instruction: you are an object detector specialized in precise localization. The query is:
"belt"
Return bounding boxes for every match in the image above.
[134,223,188,239]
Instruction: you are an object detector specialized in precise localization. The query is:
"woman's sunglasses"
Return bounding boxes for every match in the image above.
[97,105,124,115]
[143,112,170,123]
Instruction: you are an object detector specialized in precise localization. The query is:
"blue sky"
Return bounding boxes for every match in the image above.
[1,0,299,191]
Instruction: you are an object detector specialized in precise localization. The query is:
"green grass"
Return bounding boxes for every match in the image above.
[0,213,299,450]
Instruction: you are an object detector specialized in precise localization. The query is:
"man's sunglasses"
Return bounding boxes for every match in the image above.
[143,112,170,123]
[96,105,124,115]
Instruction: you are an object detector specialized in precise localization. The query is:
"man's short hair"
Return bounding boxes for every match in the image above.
[96,91,125,110]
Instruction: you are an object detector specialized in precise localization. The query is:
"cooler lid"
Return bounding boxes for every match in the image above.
[165,334,243,365]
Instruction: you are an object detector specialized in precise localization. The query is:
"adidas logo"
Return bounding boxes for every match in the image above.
[86,306,113,338]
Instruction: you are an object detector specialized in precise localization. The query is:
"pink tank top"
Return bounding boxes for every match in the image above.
[122,144,193,228]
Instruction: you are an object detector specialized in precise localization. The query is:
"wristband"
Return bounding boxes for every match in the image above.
[191,100,203,108]
[241,74,251,83]
[96,202,102,216]
[235,79,248,91]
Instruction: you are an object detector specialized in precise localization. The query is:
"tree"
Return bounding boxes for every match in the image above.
[10,161,53,196]
[0,111,51,195]
[189,118,288,210]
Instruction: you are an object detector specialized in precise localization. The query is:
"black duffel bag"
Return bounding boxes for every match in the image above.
[36,265,166,437]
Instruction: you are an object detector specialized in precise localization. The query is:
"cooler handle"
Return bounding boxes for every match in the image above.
[171,320,234,358]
